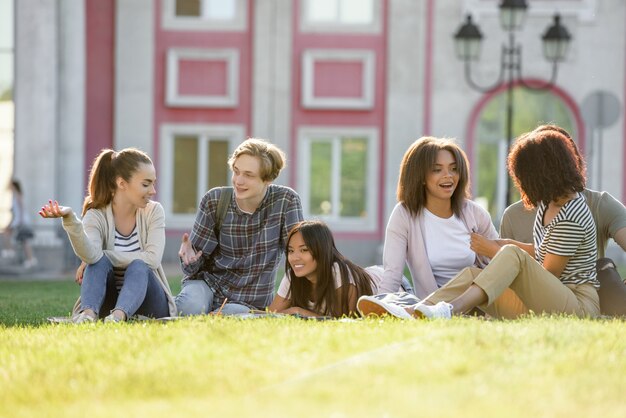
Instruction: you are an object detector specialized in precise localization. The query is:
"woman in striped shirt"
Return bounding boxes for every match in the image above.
[359,126,600,319]
[39,148,177,323]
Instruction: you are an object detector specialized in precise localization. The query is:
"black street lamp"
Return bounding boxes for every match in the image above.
[454,0,571,207]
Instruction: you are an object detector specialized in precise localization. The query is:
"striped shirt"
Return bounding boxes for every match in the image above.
[113,226,141,291]
[182,184,304,309]
[533,192,598,287]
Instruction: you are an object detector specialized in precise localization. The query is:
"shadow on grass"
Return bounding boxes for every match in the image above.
[0,277,183,327]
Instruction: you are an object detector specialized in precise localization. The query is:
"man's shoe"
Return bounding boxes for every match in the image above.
[357,295,414,319]
[413,301,453,319]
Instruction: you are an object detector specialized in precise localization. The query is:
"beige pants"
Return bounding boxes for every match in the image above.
[425,245,600,319]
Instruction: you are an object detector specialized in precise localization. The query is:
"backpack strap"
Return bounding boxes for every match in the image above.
[214,186,233,238]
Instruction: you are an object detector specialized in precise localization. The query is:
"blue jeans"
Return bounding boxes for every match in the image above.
[81,257,169,319]
[175,279,251,316]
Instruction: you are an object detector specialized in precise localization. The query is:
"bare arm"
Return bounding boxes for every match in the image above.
[542,252,570,279]
[470,233,535,259]
[347,285,358,316]
[267,294,291,313]
[613,227,626,252]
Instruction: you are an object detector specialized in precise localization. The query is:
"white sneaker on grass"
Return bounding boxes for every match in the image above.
[413,301,453,319]
[357,295,414,320]
[72,312,96,324]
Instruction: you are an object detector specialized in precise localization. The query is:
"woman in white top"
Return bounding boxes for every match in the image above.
[376,136,498,298]
[269,220,383,318]
[39,148,176,323]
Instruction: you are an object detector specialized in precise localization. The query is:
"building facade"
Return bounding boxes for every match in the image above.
[8,0,626,268]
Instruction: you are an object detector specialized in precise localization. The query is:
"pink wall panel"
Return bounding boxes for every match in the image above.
[178,60,228,96]
[313,61,363,99]
[85,0,115,183]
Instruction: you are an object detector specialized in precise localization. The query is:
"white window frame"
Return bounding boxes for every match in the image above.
[298,126,379,232]
[160,123,244,228]
[302,49,375,110]
[166,48,239,108]
[161,0,248,31]
[300,0,382,34]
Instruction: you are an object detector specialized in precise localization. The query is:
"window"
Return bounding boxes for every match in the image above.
[162,0,247,31]
[160,124,244,227]
[301,0,381,33]
[475,88,576,220]
[166,48,239,108]
[298,127,379,232]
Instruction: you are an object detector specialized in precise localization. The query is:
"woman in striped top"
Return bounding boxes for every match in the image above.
[39,148,177,323]
[359,126,600,319]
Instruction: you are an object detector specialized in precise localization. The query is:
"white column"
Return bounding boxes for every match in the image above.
[385,0,423,220]
[14,0,58,240]
[57,0,86,213]
[252,0,293,185]
[114,0,155,155]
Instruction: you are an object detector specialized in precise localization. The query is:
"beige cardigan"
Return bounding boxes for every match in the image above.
[62,201,177,317]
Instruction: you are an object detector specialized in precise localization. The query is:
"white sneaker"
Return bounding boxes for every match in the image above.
[357,295,414,320]
[23,258,38,269]
[72,312,96,324]
[413,301,453,319]
[104,313,125,323]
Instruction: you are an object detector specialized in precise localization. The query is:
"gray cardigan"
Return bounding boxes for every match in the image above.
[62,201,177,317]
[379,199,498,298]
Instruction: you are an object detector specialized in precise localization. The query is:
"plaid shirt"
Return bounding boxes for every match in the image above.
[182,184,303,309]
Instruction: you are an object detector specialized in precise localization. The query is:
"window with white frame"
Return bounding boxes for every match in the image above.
[160,124,244,227]
[162,0,247,31]
[298,127,378,232]
[301,0,381,33]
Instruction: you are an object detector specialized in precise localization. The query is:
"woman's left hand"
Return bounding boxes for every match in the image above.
[470,233,501,259]
[39,200,72,219]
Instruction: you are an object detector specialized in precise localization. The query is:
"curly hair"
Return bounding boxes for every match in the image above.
[507,129,585,208]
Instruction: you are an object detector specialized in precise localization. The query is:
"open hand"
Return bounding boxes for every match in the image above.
[39,200,72,219]
[179,233,202,265]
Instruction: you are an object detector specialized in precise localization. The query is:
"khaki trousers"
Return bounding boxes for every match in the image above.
[425,245,600,319]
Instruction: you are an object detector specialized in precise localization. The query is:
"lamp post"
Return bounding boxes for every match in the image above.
[453,0,571,208]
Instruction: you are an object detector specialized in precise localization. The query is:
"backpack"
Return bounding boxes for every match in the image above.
[214,186,233,237]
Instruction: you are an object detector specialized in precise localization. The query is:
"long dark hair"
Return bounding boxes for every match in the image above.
[82,148,153,215]
[285,220,374,317]
[397,137,470,217]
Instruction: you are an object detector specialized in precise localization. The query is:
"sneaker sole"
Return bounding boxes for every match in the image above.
[358,299,402,318]
[412,310,425,319]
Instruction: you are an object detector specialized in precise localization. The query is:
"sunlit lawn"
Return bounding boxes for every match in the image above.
[0,278,625,418]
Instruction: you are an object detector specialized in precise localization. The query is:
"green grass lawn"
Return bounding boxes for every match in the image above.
[0,278,625,418]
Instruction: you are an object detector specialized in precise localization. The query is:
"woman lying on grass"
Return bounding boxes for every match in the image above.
[358,127,600,319]
[268,220,394,318]
[39,148,177,323]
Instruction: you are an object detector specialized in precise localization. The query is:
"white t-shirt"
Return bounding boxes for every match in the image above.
[423,208,476,287]
[277,263,382,313]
